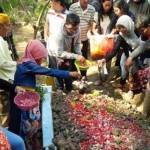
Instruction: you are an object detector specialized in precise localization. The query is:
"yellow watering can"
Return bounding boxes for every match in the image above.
[74,59,95,72]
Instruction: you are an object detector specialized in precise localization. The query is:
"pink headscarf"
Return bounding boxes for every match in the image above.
[22,40,48,63]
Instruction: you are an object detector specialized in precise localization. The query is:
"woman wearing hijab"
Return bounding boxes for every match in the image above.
[115,15,142,89]
[99,15,142,90]
[8,40,80,149]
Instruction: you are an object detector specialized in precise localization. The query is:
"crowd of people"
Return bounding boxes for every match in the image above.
[0,0,150,149]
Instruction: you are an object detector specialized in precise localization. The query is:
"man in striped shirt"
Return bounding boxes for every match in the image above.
[69,0,95,78]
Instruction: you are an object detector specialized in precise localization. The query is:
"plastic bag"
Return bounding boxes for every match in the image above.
[99,63,108,81]
[90,35,114,60]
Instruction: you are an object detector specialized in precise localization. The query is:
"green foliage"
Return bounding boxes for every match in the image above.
[35,86,46,102]
[0,0,49,25]
[0,0,19,12]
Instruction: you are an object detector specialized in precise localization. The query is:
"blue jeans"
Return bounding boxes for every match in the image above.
[3,129,26,150]
[120,53,127,80]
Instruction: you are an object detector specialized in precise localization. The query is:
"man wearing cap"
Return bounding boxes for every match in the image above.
[0,13,16,91]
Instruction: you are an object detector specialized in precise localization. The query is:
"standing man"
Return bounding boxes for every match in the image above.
[57,13,85,92]
[0,13,26,150]
[69,0,95,79]
[0,13,16,91]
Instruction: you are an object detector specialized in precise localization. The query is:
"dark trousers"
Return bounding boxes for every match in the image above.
[58,59,76,91]
[8,88,21,135]
[48,55,58,69]
[140,51,150,63]
[0,79,20,135]
[0,79,12,91]
[81,40,89,77]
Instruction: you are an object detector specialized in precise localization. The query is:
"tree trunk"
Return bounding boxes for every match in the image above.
[33,0,50,39]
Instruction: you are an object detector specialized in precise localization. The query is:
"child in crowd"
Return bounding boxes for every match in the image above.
[57,13,85,92]
[8,40,80,149]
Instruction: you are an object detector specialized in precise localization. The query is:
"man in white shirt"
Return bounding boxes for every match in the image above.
[0,13,16,91]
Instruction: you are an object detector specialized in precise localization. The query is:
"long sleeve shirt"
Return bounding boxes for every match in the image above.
[0,36,16,82]
[45,9,68,57]
[57,29,82,60]
[105,35,132,62]
[105,35,146,63]
[130,40,150,59]
[14,61,70,88]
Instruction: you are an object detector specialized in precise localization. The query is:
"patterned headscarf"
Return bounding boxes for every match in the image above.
[22,40,48,63]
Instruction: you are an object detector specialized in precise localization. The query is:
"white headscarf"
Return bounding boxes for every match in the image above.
[116,15,140,49]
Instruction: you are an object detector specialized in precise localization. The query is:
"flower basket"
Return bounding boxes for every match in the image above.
[14,91,40,111]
